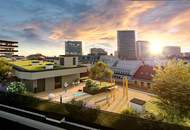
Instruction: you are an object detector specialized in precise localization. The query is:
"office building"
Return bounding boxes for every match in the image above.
[163,46,181,57]
[90,48,107,55]
[65,41,82,55]
[117,30,136,60]
[136,41,150,59]
[0,40,18,57]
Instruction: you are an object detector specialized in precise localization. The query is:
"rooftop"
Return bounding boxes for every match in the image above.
[10,60,84,72]
[130,98,146,105]
[133,65,155,81]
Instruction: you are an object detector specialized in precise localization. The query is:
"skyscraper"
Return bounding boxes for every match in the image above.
[136,41,150,59]
[117,30,136,60]
[65,41,82,55]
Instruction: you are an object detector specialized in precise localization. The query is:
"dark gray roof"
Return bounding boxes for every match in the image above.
[130,98,146,105]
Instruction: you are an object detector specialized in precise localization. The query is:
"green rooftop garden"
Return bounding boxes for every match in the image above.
[10,60,54,71]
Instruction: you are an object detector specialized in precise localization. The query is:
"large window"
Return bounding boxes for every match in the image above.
[60,58,64,65]
[73,57,76,65]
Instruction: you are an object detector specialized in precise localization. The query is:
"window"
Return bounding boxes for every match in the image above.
[73,57,76,65]
[134,81,137,85]
[60,58,64,65]
[141,82,144,87]
[147,83,151,88]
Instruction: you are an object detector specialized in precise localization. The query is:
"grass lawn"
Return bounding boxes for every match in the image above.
[10,60,54,71]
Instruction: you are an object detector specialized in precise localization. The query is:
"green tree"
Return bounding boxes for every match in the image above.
[152,59,190,116]
[0,58,12,82]
[90,61,113,85]
[7,82,27,94]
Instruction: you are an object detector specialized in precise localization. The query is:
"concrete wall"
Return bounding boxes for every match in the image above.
[130,103,144,113]
[59,56,78,67]
[14,67,87,80]
[45,77,55,91]
[62,74,80,88]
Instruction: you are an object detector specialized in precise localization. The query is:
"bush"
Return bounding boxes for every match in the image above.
[7,82,27,94]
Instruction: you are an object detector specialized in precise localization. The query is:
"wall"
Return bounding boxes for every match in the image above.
[60,56,78,67]
[45,77,55,91]
[14,66,87,80]
[130,103,144,112]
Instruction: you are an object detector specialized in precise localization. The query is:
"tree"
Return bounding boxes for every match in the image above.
[90,61,113,85]
[7,82,27,94]
[152,59,190,116]
[0,58,12,82]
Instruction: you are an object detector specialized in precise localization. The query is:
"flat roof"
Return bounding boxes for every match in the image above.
[10,60,85,72]
[60,55,80,57]
[0,40,18,43]
[130,98,146,105]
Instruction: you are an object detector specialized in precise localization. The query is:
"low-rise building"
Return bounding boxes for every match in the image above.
[133,65,155,88]
[12,55,87,93]
[129,98,146,112]
[90,48,107,56]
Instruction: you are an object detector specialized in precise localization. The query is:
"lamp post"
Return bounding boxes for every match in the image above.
[64,82,68,93]
[122,76,128,101]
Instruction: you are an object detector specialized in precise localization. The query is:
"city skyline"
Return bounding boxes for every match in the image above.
[0,0,190,56]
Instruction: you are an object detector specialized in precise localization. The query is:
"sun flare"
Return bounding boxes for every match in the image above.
[149,43,163,55]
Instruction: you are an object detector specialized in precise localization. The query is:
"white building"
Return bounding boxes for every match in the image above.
[129,98,146,113]
[100,55,168,81]
[13,55,87,93]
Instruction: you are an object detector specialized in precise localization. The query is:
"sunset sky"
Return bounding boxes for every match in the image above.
[0,0,190,56]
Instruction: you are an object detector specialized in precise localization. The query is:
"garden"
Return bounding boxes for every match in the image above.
[83,79,113,94]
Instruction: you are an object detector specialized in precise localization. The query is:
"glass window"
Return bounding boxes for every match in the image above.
[73,57,76,65]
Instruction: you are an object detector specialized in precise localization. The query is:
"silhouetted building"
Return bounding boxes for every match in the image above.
[117,30,136,60]
[65,41,82,55]
[163,46,181,57]
[0,40,18,57]
[136,41,150,59]
[90,48,107,55]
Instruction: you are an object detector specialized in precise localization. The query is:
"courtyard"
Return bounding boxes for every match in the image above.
[33,82,154,113]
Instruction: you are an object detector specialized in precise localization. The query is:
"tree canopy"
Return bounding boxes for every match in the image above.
[152,59,190,115]
[90,61,113,83]
[0,58,12,82]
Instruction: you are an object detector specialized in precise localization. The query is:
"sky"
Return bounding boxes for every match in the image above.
[0,0,190,56]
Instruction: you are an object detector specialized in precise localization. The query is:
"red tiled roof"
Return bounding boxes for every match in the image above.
[133,65,155,81]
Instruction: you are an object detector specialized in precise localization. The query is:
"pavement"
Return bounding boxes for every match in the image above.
[33,83,155,113]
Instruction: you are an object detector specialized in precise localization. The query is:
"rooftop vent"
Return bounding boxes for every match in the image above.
[45,63,54,69]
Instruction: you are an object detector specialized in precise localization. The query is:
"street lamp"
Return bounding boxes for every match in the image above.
[60,82,68,104]
[64,82,68,93]
[123,76,128,101]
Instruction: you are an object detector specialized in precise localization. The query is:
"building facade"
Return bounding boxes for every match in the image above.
[90,48,107,55]
[13,55,87,93]
[136,41,150,59]
[162,46,181,57]
[117,30,137,60]
[133,65,155,89]
[0,40,18,57]
[65,41,82,55]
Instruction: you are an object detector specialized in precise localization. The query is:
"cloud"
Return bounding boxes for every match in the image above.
[49,1,158,42]
[1,0,190,55]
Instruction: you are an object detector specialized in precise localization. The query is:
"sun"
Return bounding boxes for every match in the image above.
[149,43,163,55]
